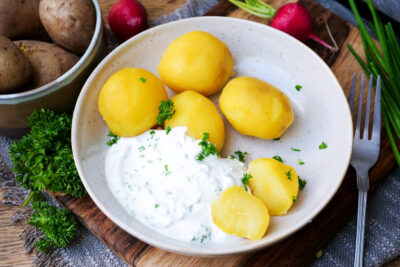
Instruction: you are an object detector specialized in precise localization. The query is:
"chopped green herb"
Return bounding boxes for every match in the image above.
[295,85,302,91]
[155,204,159,208]
[292,196,297,202]
[233,150,249,163]
[139,77,146,83]
[150,130,155,135]
[197,133,220,161]
[298,159,305,165]
[164,165,168,172]
[291,147,301,152]
[165,125,171,135]
[285,169,292,180]
[272,155,284,163]
[319,142,328,149]
[229,155,236,160]
[138,146,145,152]
[107,131,120,146]
[273,137,280,141]
[299,177,307,190]
[157,100,175,125]
[241,173,252,191]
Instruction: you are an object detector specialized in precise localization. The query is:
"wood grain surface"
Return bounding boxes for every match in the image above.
[1,0,399,267]
[56,0,397,266]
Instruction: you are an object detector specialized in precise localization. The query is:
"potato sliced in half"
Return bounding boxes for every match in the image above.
[249,158,299,216]
[211,186,270,240]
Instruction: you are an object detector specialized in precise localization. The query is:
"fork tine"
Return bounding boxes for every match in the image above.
[355,74,365,138]
[348,73,357,115]
[372,76,381,141]
[363,75,373,139]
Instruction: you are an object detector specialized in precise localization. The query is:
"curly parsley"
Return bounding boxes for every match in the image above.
[107,132,120,146]
[196,133,220,161]
[157,100,175,125]
[230,150,249,162]
[241,173,252,191]
[299,177,307,190]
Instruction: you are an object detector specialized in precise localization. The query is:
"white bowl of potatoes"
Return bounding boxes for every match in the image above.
[72,17,353,256]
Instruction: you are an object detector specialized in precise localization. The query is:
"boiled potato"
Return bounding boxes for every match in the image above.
[165,90,225,151]
[39,0,95,54]
[158,31,234,96]
[219,77,294,140]
[14,40,79,88]
[211,186,270,240]
[249,158,299,216]
[0,36,31,93]
[98,68,168,137]
[0,0,47,40]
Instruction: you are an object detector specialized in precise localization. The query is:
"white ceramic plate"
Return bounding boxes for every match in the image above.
[72,17,353,256]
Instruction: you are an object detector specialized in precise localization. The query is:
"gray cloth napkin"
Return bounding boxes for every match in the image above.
[1,0,399,266]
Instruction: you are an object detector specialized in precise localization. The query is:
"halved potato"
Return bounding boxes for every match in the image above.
[98,68,168,137]
[165,90,225,151]
[249,158,299,216]
[158,31,234,96]
[211,186,270,240]
[219,77,294,140]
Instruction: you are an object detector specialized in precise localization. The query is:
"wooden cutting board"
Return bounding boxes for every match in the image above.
[55,0,397,266]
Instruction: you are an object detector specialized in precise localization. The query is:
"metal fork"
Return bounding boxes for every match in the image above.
[348,74,381,267]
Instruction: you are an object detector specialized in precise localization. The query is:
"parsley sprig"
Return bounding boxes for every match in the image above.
[241,173,252,191]
[107,131,120,146]
[230,150,249,162]
[157,100,175,125]
[197,133,220,161]
[28,193,77,252]
[9,110,84,252]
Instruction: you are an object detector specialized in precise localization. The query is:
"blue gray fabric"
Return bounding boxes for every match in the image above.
[1,0,399,266]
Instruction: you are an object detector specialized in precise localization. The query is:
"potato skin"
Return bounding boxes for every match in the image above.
[0,0,46,40]
[98,68,168,137]
[39,0,96,55]
[219,77,294,140]
[158,31,234,96]
[14,40,79,88]
[165,90,225,151]
[249,158,299,216]
[0,36,31,93]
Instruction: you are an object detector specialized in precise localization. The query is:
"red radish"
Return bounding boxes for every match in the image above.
[108,0,148,41]
[269,3,337,51]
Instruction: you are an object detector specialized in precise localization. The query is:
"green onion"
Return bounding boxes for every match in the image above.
[227,0,276,18]
[348,0,400,165]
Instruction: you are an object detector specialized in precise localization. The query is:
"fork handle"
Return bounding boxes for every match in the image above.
[354,190,368,267]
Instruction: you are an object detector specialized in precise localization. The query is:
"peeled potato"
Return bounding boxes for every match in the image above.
[211,186,269,240]
[98,68,168,137]
[165,90,225,151]
[219,77,294,140]
[158,31,234,96]
[249,158,299,216]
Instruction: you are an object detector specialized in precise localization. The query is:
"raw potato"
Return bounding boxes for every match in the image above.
[98,68,168,137]
[0,0,46,40]
[158,31,234,96]
[14,40,79,88]
[39,0,96,55]
[249,158,299,216]
[211,186,270,240]
[165,90,225,151]
[0,36,31,93]
[219,77,294,140]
